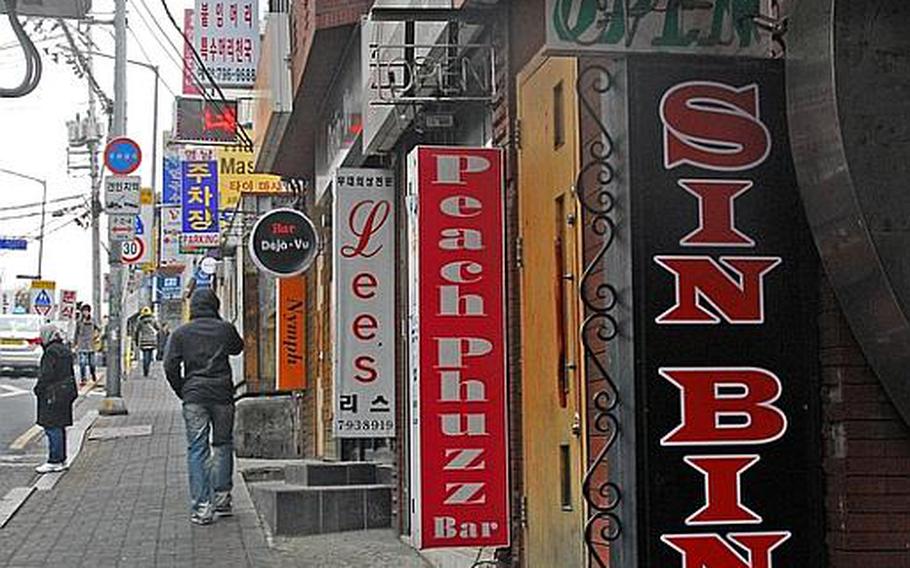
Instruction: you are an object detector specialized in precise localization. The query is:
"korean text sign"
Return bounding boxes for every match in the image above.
[333,168,396,439]
[407,147,509,549]
[194,0,259,88]
[181,160,219,237]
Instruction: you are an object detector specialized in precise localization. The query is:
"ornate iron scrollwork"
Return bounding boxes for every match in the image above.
[577,63,622,568]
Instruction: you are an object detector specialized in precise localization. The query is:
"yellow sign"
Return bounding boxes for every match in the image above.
[30,280,56,290]
[217,147,284,204]
[140,187,154,204]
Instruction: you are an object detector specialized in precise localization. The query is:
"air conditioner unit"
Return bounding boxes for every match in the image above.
[0,0,92,19]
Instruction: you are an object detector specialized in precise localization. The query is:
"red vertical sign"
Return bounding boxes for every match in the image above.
[410,146,510,549]
[183,9,201,95]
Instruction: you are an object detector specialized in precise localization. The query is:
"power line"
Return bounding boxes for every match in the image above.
[125,24,178,98]
[0,201,88,223]
[157,0,253,150]
[126,0,186,74]
[0,193,85,212]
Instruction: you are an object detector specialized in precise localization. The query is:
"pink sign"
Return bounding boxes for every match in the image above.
[183,9,200,95]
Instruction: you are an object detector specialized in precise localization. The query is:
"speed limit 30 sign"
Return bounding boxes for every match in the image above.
[121,237,146,264]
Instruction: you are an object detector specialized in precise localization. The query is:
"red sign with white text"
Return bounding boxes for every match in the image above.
[408,147,509,549]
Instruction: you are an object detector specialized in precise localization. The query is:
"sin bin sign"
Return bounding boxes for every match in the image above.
[248,208,320,277]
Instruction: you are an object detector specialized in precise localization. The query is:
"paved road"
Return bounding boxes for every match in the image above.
[0,375,37,455]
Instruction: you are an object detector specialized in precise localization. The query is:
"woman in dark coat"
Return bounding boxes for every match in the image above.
[33,324,78,474]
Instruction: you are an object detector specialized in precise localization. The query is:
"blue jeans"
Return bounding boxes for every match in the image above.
[77,351,95,381]
[182,402,234,517]
[45,426,66,464]
[140,348,154,376]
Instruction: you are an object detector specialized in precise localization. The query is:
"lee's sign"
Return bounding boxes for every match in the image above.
[407,147,510,549]
[627,58,822,565]
[333,169,396,438]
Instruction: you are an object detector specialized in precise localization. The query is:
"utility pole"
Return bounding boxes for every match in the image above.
[87,40,102,325]
[100,0,128,416]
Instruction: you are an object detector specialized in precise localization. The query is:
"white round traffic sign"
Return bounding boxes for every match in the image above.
[121,237,145,264]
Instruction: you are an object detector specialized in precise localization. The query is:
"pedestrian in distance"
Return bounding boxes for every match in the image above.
[164,289,244,526]
[156,322,170,362]
[73,303,98,386]
[134,306,159,377]
[34,324,78,474]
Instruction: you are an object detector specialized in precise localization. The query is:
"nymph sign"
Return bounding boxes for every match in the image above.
[627,57,823,566]
[407,147,510,549]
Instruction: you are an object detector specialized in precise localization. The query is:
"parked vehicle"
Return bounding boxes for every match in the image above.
[0,314,44,376]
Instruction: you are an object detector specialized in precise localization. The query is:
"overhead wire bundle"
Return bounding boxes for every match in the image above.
[0,0,42,97]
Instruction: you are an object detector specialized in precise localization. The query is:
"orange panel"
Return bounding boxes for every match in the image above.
[276,275,306,390]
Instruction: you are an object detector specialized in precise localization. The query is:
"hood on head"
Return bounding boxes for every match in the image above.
[190,288,220,319]
[40,324,61,346]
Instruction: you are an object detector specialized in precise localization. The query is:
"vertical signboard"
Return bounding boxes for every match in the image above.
[193,0,259,88]
[160,205,185,267]
[58,290,77,320]
[333,168,395,438]
[407,147,509,549]
[276,276,306,390]
[180,160,220,248]
[626,56,822,566]
[163,148,183,204]
[183,9,200,95]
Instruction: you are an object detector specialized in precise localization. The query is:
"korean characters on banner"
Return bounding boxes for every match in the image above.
[624,56,823,566]
[333,169,395,438]
[406,147,509,550]
[193,0,259,88]
[181,160,220,249]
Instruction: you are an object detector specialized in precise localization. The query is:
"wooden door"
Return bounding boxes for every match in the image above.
[517,56,585,567]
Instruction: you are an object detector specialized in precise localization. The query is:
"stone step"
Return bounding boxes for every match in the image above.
[250,481,392,536]
[284,461,378,487]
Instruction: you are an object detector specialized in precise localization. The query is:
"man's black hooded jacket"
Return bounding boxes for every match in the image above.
[164,289,243,404]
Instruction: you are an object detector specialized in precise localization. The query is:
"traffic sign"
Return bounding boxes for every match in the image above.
[104,137,142,174]
[0,238,27,250]
[104,175,141,214]
[32,289,52,316]
[109,214,136,241]
[121,237,145,264]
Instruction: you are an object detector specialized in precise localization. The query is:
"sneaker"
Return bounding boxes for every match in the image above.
[35,462,66,474]
[190,511,214,526]
[213,494,233,517]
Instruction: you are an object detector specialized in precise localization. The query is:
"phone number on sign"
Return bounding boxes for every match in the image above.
[336,419,394,434]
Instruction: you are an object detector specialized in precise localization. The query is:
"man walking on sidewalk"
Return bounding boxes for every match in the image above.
[164,289,244,525]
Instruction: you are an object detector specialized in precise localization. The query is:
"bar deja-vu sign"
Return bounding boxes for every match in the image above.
[628,56,823,566]
[407,147,510,550]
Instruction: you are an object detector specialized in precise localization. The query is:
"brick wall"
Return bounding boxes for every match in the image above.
[821,277,910,565]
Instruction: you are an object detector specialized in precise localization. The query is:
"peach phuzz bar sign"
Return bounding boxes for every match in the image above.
[407,147,510,549]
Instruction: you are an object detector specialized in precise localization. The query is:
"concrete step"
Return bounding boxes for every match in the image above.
[285,461,378,487]
[250,481,392,536]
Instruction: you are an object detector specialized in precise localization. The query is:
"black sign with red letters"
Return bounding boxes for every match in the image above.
[627,56,824,567]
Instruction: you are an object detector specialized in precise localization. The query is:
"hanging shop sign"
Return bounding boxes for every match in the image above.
[104,175,141,214]
[183,8,201,95]
[181,160,220,248]
[217,146,283,208]
[406,147,509,549]
[160,205,185,267]
[276,276,306,391]
[156,275,183,301]
[58,289,77,320]
[625,56,823,566]
[193,0,259,88]
[546,0,772,57]
[333,168,395,439]
[163,150,182,205]
[247,208,319,277]
[174,97,238,144]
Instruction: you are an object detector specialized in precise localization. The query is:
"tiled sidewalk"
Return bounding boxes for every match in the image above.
[0,367,283,568]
